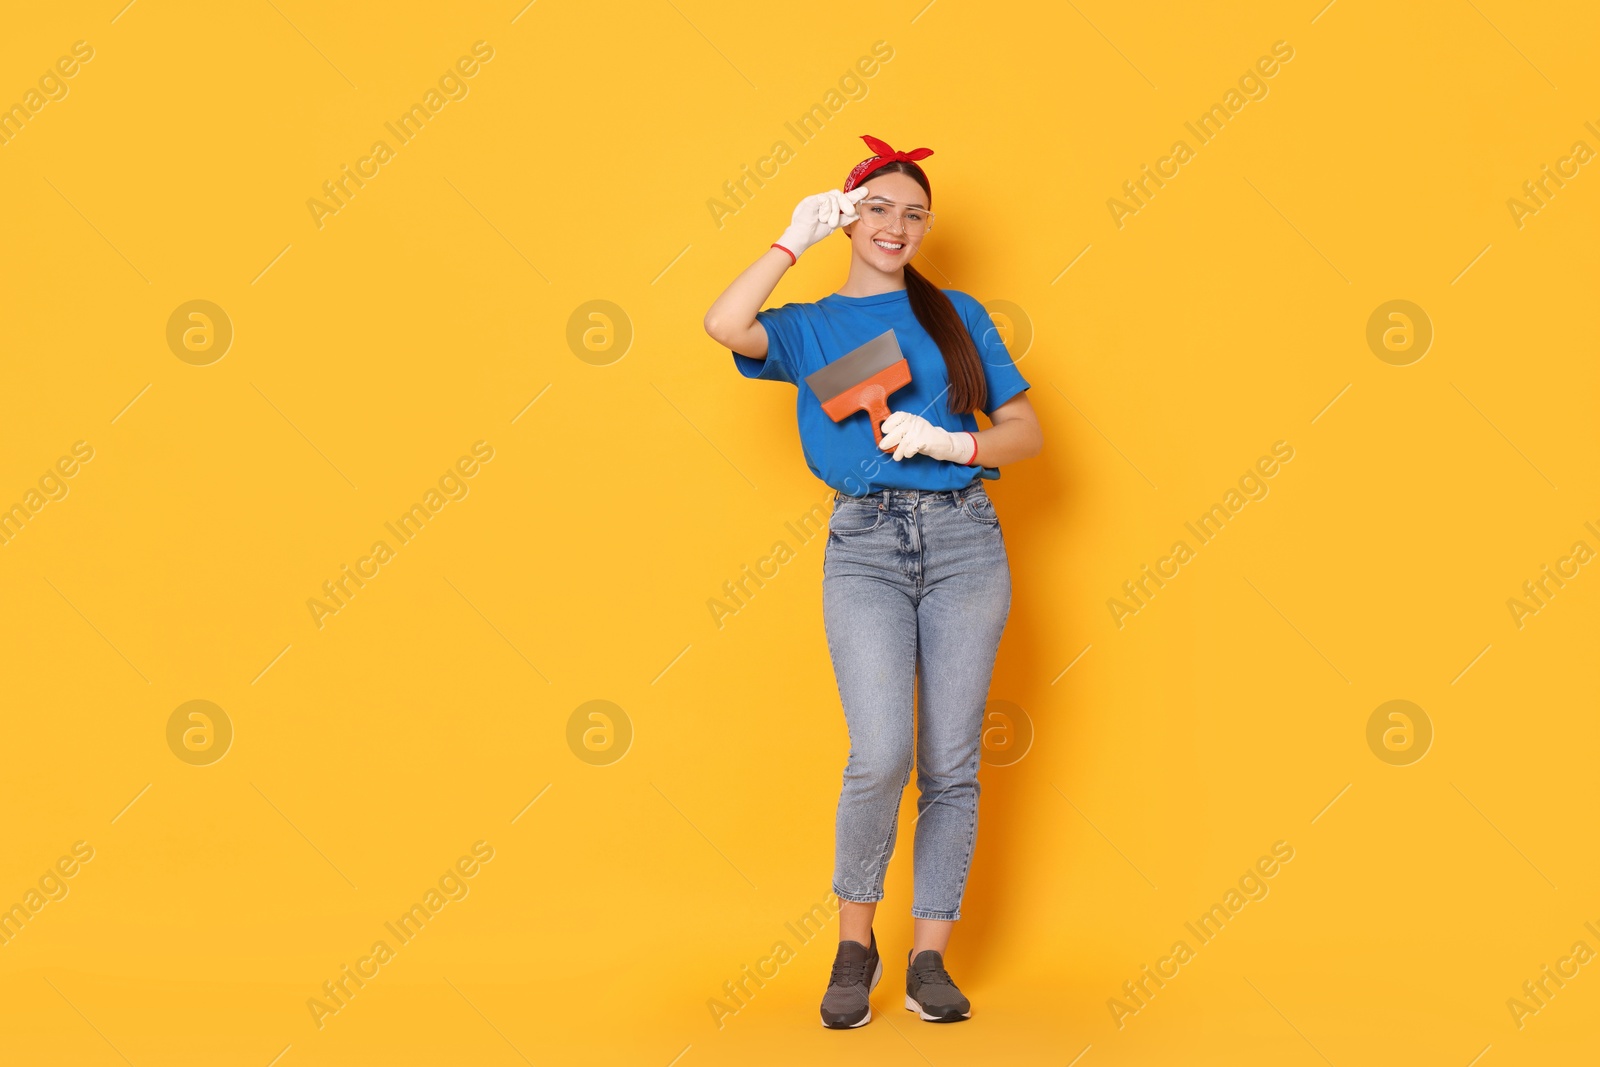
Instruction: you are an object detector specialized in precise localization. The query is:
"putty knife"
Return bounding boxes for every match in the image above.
[804,329,912,444]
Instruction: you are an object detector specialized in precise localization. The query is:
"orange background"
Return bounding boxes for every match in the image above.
[0,1,1597,1064]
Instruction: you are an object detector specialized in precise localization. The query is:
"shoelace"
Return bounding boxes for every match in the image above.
[911,960,957,989]
[829,952,869,987]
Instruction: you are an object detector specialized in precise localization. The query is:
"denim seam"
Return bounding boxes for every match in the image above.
[916,757,980,922]
[869,752,916,898]
[944,751,981,919]
[833,885,882,904]
[912,506,926,602]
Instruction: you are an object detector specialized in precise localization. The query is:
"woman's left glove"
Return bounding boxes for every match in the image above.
[877,411,976,463]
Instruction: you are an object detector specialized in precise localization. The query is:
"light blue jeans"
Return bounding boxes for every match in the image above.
[823,479,1012,921]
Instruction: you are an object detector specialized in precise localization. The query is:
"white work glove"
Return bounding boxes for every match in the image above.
[775,186,871,260]
[878,411,977,463]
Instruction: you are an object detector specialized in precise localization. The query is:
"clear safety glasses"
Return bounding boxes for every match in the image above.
[850,196,935,235]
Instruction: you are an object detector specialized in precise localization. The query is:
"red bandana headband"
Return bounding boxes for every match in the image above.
[842,134,934,193]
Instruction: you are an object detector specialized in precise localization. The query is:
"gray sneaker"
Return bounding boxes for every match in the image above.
[905,949,971,1022]
[820,930,882,1029]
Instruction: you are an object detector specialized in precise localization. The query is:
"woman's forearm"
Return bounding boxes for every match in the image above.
[703,246,793,345]
[965,416,1041,469]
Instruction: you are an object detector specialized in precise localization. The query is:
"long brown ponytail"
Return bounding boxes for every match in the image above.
[905,262,986,415]
[854,159,987,415]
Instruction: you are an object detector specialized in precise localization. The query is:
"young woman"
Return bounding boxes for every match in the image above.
[703,135,1042,1029]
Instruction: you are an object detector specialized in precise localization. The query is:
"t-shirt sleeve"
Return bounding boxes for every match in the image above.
[731,303,802,385]
[954,292,1031,416]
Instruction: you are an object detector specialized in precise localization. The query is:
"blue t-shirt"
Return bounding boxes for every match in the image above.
[732,288,1030,496]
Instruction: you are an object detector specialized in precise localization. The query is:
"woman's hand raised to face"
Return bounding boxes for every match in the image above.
[776,186,872,261]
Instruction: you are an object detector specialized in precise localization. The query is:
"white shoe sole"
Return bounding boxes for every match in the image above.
[905,993,972,1021]
[821,956,883,1029]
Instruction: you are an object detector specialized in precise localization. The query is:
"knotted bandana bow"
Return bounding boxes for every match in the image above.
[842,134,934,192]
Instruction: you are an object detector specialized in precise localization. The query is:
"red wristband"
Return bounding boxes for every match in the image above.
[771,242,796,265]
[966,432,979,465]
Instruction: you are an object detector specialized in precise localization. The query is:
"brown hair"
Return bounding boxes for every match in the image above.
[850,160,986,414]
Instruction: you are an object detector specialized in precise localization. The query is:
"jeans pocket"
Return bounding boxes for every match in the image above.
[829,498,884,536]
[958,490,999,526]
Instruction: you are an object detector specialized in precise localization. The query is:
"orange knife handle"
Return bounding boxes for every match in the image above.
[815,359,913,443]
[859,384,889,443]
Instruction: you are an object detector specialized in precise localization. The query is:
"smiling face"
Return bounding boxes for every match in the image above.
[841,170,931,271]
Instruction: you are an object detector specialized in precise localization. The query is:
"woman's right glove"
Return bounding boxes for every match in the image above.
[774,187,871,261]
